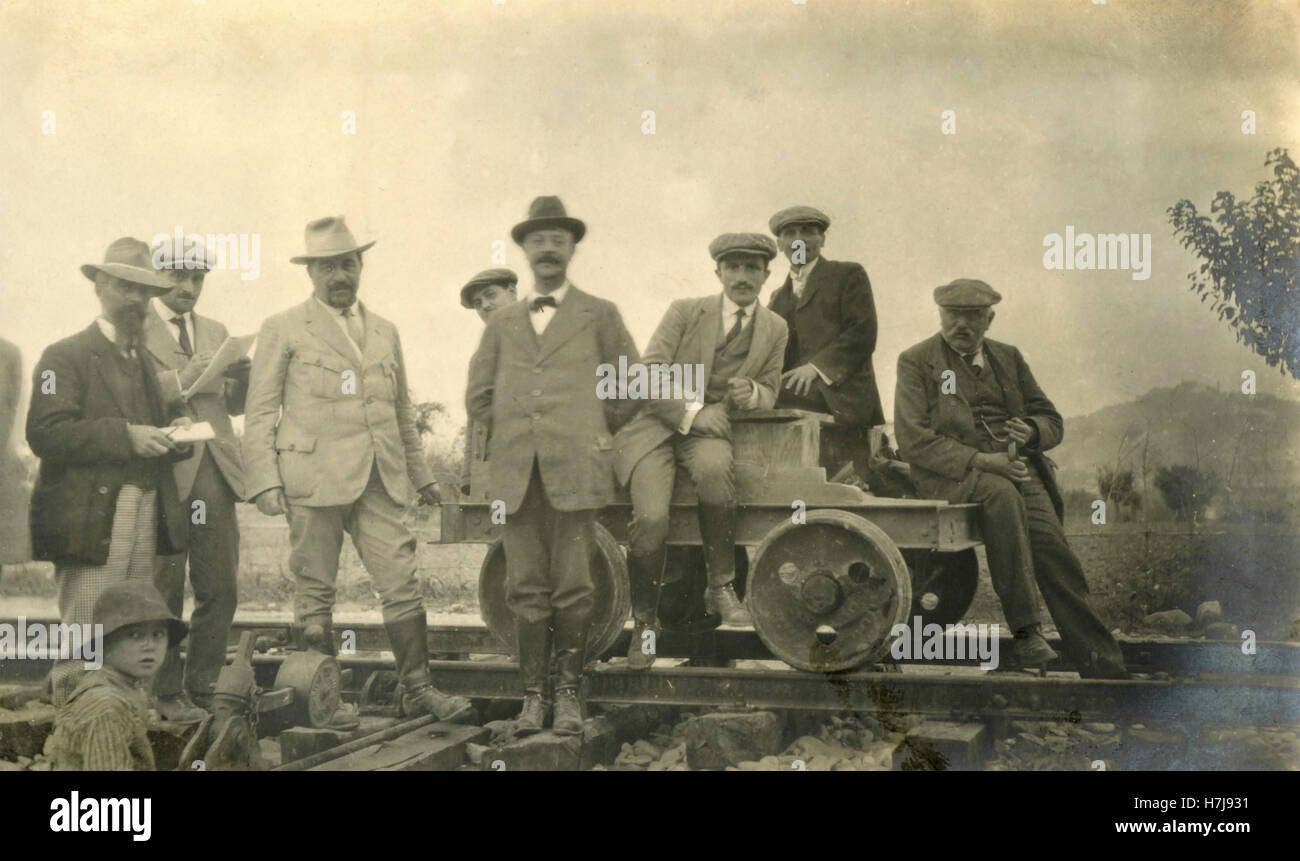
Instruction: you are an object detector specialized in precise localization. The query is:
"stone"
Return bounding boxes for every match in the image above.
[481,717,615,771]
[0,703,56,760]
[905,722,989,771]
[1122,725,1188,770]
[1195,601,1223,628]
[685,711,783,770]
[632,739,663,760]
[0,758,22,771]
[257,738,282,768]
[466,742,489,765]
[1204,622,1239,640]
[1143,609,1193,632]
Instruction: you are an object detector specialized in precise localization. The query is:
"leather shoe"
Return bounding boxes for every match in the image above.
[704,584,751,627]
[552,689,583,735]
[515,693,547,736]
[402,683,477,724]
[156,691,210,723]
[1015,629,1060,669]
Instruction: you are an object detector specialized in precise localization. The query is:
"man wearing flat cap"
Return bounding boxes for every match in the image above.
[458,268,518,496]
[767,205,884,484]
[894,280,1127,677]
[142,238,249,722]
[614,233,788,666]
[244,216,473,725]
[27,238,194,705]
[467,196,639,734]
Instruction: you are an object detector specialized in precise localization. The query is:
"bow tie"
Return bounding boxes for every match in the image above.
[530,295,557,312]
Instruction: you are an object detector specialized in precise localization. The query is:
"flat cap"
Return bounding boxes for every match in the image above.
[708,233,778,263]
[934,278,1002,308]
[769,205,831,235]
[460,268,518,308]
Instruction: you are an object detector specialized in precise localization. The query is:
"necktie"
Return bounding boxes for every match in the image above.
[342,307,365,351]
[171,316,193,357]
[724,309,745,345]
[530,295,557,312]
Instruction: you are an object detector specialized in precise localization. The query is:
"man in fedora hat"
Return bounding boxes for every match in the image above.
[767,205,884,484]
[457,268,518,496]
[48,581,189,770]
[894,279,1127,677]
[467,196,639,734]
[614,233,789,667]
[27,238,193,705]
[143,238,250,722]
[244,216,473,724]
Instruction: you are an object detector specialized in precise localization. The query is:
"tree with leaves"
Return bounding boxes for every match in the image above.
[1154,465,1218,524]
[1097,464,1142,522]
[1168,148,1300,379]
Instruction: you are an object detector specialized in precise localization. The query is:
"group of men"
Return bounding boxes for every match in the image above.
[23,194,1125,744]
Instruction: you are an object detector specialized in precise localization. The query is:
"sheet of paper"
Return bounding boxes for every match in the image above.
[182,334,255,399]
[165,421,216,444]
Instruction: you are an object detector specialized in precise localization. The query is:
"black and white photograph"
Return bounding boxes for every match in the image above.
[0,0,1296,833]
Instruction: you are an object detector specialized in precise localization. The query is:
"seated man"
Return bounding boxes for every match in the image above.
[458,268,517,495]
[614,233,788,668]
[894,279,1127,677]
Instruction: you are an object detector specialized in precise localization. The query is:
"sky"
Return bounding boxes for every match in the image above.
[2,0,1297,449]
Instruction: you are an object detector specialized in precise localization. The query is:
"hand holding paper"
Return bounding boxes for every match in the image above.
[183,334,256,399]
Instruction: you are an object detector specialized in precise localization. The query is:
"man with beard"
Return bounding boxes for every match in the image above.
[458,268,517,496]
[27,238,192,705]
[467,197,639,735]
[767,206,884,483]
[244,216,473,725]
[614,233,788,666]
[894,279,1127,677]
[142,239,249,721]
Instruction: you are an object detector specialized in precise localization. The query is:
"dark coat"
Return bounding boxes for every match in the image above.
[26,324,188,565]
[467,285,640,514]
[767,257,885,426]
[894,333,1065,521]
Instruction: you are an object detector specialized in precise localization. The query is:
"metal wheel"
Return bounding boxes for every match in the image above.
[478,522,631,658]
[273,650,343,728]
[749,509,911,672]
[904,548,979,628]
[657,545,750,634]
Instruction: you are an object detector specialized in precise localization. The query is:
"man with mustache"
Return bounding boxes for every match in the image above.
[141,238,249,722]
[27,238,192,705]
[767,206,884,484]
[458,269,518,496]
[467,197,639,735]
[894,279,1127,677]
[614,233,788,666]
[244,216,473,725]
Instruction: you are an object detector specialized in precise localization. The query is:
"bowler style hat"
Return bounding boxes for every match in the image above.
[80,238,173,293]
[290,216,376,264]
[933,278,1002,308]
[709,233,778,263]
[93,582,188,647]
[769,205,831,236]
[460,268,518,309]
[511,196,586,245]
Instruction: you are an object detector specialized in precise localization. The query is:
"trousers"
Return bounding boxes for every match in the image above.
[501,460,595,624]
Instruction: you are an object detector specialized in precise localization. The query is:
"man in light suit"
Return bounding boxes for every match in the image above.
[767,205,884,481]
[614,233,789,667]
[244,216,473,724]
[143,239,248,721]
[894,279,1127,677]
[467,196,639,735]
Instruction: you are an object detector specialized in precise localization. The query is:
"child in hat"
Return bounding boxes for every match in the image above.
[46,582,189,770]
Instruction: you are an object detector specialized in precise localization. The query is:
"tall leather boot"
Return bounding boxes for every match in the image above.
[297,616,359,729]
[515,617,552,736]
[626,548,666,670]
[551,606,591,736]
[386,611,476,724]
[698,502,751,627]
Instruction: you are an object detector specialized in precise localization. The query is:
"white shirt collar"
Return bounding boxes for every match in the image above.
[527,281,571,308]
[95,316,117,342]
[790,255,820,283]
[720,293,755,326]
[315,295,360,317]
[152,298,191,325]
[942,335,986,368]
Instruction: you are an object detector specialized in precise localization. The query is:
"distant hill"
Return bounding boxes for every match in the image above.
[1052,383,1300,503]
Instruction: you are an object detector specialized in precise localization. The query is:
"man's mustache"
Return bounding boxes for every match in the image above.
[535,254,562,264]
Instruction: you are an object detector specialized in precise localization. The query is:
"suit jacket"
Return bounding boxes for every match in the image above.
[894,333,1065,521]
[466,285,639,514]
[143,307,247,500]
[613,294,788,485]
[768,257,884,425]
[26,324,188,565]
[243,297,433,508]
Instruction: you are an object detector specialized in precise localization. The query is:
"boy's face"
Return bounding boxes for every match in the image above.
[104,621,169,680]
[472,283,517,322]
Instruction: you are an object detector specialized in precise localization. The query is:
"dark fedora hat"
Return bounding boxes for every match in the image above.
[93,582,188,646]
[511,196,586,245]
